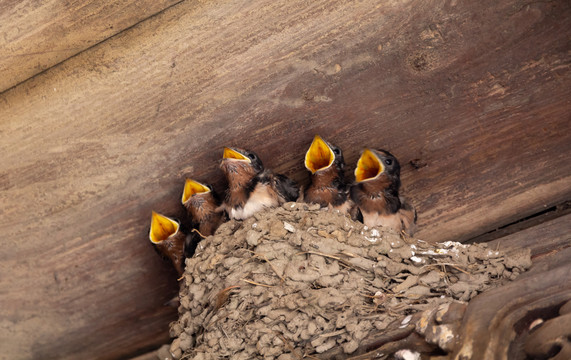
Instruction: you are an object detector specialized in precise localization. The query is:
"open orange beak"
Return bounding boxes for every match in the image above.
[149,211,180,244]
[223,147,250,162]
[181,179,210,204]
[304,135,335,174]
[355,148,384,182]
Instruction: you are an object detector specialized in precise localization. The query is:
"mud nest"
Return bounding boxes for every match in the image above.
[168,203,531,359]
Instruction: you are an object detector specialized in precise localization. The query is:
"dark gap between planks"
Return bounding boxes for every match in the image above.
[465,200,571,244]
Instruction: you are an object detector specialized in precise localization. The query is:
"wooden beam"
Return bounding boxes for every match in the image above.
[466,200,570,244]
[0,0,181,92]
[452,248,571,359]
[453,211,571,359]
[488,213,571,258]
[0,0,569,358]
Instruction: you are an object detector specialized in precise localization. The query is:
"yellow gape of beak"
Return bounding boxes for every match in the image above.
[149,211,180,243]
[355,149,384,182]
[182,179,211,204]
[223,147,250,162]
[305,135,335,174]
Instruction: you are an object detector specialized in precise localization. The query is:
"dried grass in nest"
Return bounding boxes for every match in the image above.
[168,203,531,359]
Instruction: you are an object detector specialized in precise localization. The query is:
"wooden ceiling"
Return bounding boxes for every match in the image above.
[1,0,569,358]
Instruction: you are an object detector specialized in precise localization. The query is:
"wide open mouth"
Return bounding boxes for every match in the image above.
[223,147,250,162]
[149,211,179,243]
[355,148,384,182]
[181,179,210,203]
[305,135,334,173]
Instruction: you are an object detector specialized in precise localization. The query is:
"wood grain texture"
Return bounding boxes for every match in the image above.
[0,0,181,93]
[489,213,571,258]
[0,0,570,358]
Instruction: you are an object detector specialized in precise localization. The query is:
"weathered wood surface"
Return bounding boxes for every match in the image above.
[467,200,570,244]
[488,213,571,258]
[452,248,571,360]
[452,210,571,360]
[0,0,570,358]
[0,0,181,93]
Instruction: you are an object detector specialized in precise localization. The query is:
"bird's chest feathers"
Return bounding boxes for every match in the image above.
[361,210,401,230]
[354,177,396,215]
[188,196,212,219]
[306,169,343,205]
[357,190,389,214]
[228,185,249,208]
[229,184,278,220]
[157,235,183,255]
[227,174,255,208]
[306,185,336,204]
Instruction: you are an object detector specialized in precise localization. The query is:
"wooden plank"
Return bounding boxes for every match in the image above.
[0,0,181,93]
[453,211,571,359]
[488,213,571,258]
[327,217,571,359]
[452,248,571,360]
[467,200,570,244]
[0,0,569,358]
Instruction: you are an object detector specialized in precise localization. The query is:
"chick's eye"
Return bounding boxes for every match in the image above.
[333,148,341,155]
[385,159,392,166]
[247,153,256,160]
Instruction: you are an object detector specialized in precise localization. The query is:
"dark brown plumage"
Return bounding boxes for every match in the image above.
[350,149,417,235]
[149,211,186,276]
[304,135,350,211]
[182,178,224,237]
[219,147,299,220]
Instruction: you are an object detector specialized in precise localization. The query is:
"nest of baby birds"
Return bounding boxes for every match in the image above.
[166,203,531,359]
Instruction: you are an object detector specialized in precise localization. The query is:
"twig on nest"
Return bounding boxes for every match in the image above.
[423,262,471,275]
[214,285,240,311]
[297,251,357,269]
[319,329,347,338]
[339,250,357,258]
[275,331,304,360]
[296,251,343,262]
[400,229,413,244]
[191,228,207,239]
[247,250,286,282]
[347,228,354,238]
[220,325,229,338]
[241,278,274,288]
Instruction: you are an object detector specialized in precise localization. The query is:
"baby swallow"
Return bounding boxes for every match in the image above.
[181,178,225,257]
[219,147,299,220]
[149,211,186,276]
[182,178,224,237]
[350,149,417,235]
[304,135,350,211]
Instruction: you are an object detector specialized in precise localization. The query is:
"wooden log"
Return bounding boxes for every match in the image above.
[0,0,569,358]
[0,0,181,92]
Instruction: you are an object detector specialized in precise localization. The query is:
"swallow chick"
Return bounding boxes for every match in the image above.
[181,178,225,257]
[350,149,417,235]
[219,147,299,220]
[304,135,350,211]
[182,178,225,237]
[149,211,187,276]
